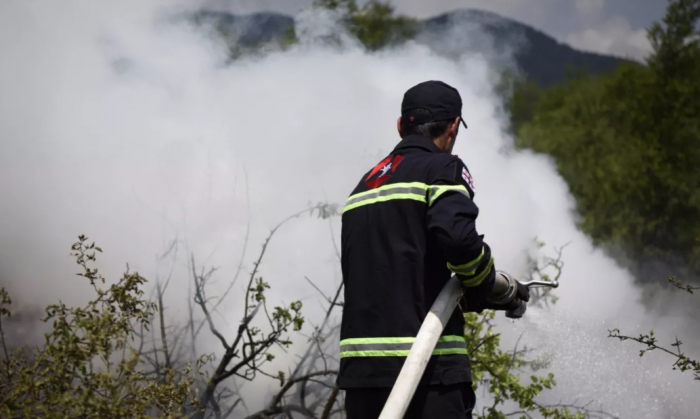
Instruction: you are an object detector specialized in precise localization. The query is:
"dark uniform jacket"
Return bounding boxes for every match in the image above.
[338,134,496,389]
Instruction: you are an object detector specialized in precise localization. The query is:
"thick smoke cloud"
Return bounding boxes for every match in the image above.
[0,1,697,417]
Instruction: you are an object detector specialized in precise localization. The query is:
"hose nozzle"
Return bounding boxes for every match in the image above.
[520,278,560,289]
[490,271,559,319]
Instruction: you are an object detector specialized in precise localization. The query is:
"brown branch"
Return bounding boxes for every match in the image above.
[668,276,700,294]
[186,280,198,361]
[156,278,172,370]
[291,279,344,379]
[320,383,340,419]
[191,253,230,351]
[305,277,330,302]
[223,398,242,418]
[609,328,700,380]
[211,172,251,313]
[0,316,11,380]
[192,204,336,418]
[528,400,618,419]
[506,332,524,376]
[150,312,161,377]
[245,404,309,419]
[245,370,338,419]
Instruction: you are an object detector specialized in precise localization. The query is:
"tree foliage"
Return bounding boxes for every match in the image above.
[0,236,204,418]
[506,0,700,388]
[313,0,418,50]
[511,0,700,281]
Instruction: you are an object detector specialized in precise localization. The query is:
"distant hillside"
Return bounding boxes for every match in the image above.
[190,8,638,86]
[192,11,294,47]
[419,10,637,86]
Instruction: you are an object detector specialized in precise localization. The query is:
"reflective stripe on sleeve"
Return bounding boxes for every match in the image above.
[427,184,471,206]
[460,256,494,288]
[447,247,485,276]
[339,335,467,358]
[343,182,428,213]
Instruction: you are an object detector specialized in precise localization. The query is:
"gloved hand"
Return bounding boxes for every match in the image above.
[513,279,531,303]
[459,272,530,318]
[501,280,530,318]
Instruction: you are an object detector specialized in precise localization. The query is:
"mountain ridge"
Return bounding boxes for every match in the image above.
[191,8,639,86]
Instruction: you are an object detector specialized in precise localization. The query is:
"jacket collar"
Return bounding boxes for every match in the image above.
[393,134,442,154]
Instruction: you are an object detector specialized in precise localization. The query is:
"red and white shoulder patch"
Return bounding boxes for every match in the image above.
[462,166,475,192]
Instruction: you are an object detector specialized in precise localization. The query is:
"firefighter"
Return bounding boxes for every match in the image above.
[338,80,531,418]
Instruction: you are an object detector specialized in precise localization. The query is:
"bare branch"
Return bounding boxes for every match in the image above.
[668,276,700,294]
[156,278,172,370]
[609,328,700,380]
[245,370,338,419]
[191,253,230,351]
[320,383,340,419]
[222,398,242,418]
[188,281,198,361]
[192,204,332,418]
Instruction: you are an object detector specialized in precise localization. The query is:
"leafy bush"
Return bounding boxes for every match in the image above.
[0,236,205,418]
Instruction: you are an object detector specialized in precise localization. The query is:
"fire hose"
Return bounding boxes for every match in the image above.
[378,272,559,419]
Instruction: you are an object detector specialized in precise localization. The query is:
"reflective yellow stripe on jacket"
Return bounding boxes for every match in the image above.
[339,335,467,358]
[343,183,471,213]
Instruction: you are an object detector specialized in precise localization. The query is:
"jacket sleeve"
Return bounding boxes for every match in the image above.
[426,157,495,300]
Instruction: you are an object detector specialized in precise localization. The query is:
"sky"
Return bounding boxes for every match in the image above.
[204,0,668,60]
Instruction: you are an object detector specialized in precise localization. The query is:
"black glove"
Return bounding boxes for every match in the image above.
[498,280,530,319]
[461,278,530,318]
[515,280,530,302]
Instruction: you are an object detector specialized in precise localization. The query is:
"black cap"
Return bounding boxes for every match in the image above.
[401,80,467,129]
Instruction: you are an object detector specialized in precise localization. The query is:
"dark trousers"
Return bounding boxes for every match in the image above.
[344,383,475,419]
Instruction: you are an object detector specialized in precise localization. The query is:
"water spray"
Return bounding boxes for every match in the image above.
[379,272,559,419]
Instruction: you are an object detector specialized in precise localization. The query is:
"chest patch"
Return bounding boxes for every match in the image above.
[365,154,404,189]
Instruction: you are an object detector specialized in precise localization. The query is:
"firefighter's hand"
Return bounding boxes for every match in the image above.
[464,278,531,317]
[502,280,530,318]
[458,294,484,313]
[514,279,530,303]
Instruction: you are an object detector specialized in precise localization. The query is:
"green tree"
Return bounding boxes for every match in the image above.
[513,0,700,282]
[313,0,418,50]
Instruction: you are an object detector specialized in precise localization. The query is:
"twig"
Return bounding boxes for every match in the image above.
[245,370,338,419]
[156,277,172,370]
[191,253,230,351]
[609,328,700,380]
[305,277,330,302]
[0,316,11,379]
[192,205,328,418]
[188,280,198,360]
[222,398,242,418]
[321,383,340,419]
[194,171,252,341]
[668,276,700,294]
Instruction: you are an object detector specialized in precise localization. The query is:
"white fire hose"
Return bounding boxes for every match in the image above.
[378,272,558,419]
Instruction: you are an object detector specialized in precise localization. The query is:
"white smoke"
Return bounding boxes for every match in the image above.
[0,1,697,418]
